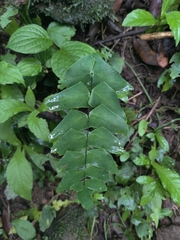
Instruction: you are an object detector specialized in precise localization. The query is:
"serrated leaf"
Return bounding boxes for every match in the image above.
[12,219,36,240]
[85,178,107,192]
[45,82,90,111]
[0,61,25,85]
[89,82,125,117]
[88,127,124,154]
[77,187,93,209]
[27,110,50,141]
[122,9,157,27]
[51,129,86,155]
[166,11,180,46]
[57,170,84,192]
[25,87,36,109]
[161,0,175,16]
[89,104,128,135]
[0,99,32,123]
[7,24,53,54]
[51,41,95,79]
[0,119,21,146]
[49,110,88,140]
[0,5,18,28]
[47,22,75,47]
[40,206,56,232]
[60,54,132,98]
[17,57,42,77]
[152,162,180,205]
[6,148,33,200]
[85,166,109,181]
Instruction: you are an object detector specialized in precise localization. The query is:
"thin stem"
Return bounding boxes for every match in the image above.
[156,118,180,131]
[125,61,152,103]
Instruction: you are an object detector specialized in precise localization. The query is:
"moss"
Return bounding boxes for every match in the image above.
[31,0,115,29]
[43,206,90,240]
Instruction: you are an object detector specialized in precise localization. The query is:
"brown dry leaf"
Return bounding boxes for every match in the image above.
[149,0,162,17]
[133,38,168,68]
[2,209,12,239]
[113,0,123,14]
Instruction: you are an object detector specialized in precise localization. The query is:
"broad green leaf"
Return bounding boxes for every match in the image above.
[51,41,95,79]
[35,47,53,66]
[152,162,180,205]
[60,54,132,97]
[77,187,93,209]
[150,194,162,228]
[7,24,53,54]
[170,52,180,64]
[122,9,157,27]
[0,99,32,123]
[85,178,107,192]
[24,145,49,170]
[166,11,180,46]
[161,0,175,16]
[87,149,118,174]
[138,119,148,136]
[1,85,24,101]
[50,110,88,140]
[155,132,169,151]
[45,82,90,111]
[6,148,33,200]
[40,206,56,232]
[57,170,84,192]
[136,176,155,185]
[89,82,125,117]
[51,129,86,155]
[0,119,21,146]
[12,219,36,240]
[118,187,136,210]
[57,149,118,174]
[0,61,25,85]
[25,87,36,109]
[109,53,124,73]
[17,57,42,77]
[59,55,96,89]
[89,104,128,135]
[133,154,150,166]
[115,162,136,185]
[85,166,109,182]
[27,110,50,141]
[0,5,18,28]
[170,63,180,79]
[47,22,76,47]
[88,127,124,154]
[135,222,153,239]
[57,151,85,171]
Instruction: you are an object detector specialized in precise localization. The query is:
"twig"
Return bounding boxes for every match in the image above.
[93,28,146,46]
[139,31,173,41]
[125,97,161,150]
[128,91,142,101]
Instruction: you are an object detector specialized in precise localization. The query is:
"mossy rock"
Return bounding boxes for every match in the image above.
[43,206,90,240]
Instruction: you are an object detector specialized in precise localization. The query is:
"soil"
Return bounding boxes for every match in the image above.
[1,0,180,239]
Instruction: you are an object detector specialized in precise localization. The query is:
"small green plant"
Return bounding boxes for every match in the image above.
[158,52,180,91]
[122,0,180,46]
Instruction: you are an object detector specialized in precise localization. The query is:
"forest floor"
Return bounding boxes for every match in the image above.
[1,0,180,239]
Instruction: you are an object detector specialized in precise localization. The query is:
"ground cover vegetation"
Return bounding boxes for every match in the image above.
[0,0,180,239]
